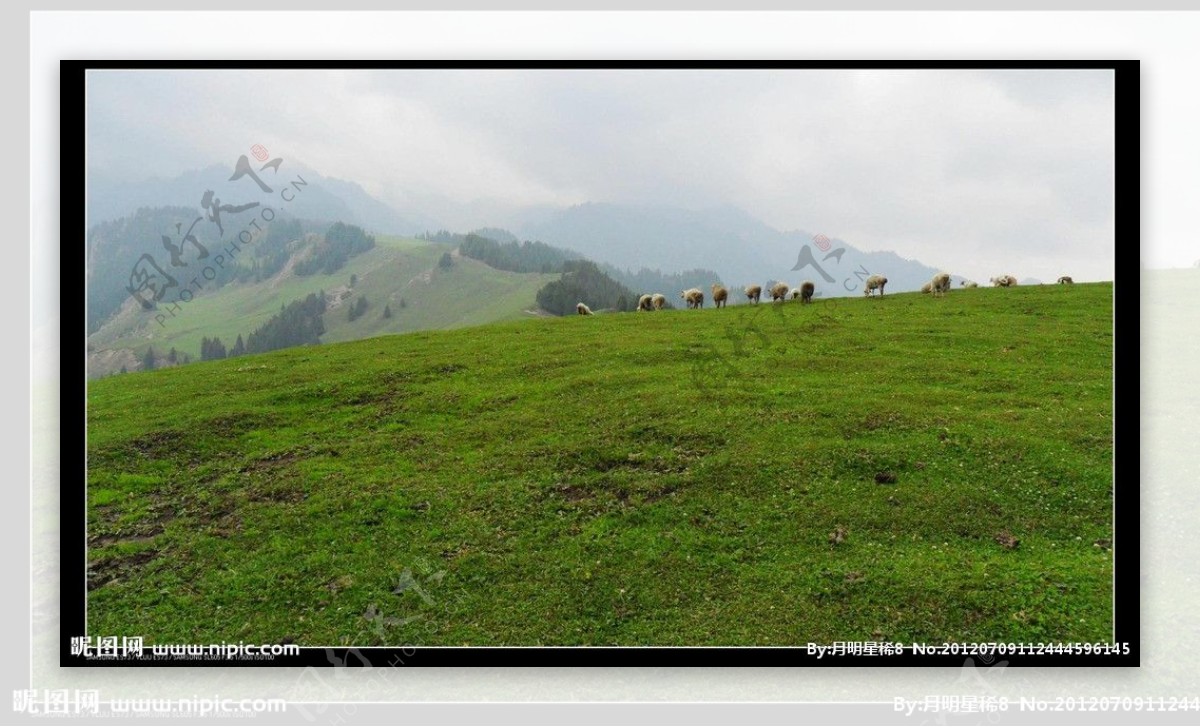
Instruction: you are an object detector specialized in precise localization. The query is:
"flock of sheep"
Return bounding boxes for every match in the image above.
[574,273,1075,315]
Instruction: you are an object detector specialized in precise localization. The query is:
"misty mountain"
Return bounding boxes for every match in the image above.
[517,203,949,296]
[86,205,326,334]
[87,163,433,236]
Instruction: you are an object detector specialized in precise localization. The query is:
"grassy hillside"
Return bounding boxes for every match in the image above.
[86,283,1114,646]
[87,235,558,372]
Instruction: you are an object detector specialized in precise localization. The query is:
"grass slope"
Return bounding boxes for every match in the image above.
[88,236,558,365]
[86,283,1114,646]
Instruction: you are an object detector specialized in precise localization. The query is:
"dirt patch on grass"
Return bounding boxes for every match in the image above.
[642,483,680,504]
[553,483,591,503]
[202,412,273,438]
[247,480,308,504]
[88,512,172,548]
[127,429,190,459]
[238,448,310,475]
[860,411,910,432]
[994,531,1021,550]
[87,549,159,591]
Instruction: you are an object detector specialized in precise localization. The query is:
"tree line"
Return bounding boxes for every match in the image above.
[535,260,640,315]
[294,222,375,276]
[199,292,327,361]
[456,233,573,274]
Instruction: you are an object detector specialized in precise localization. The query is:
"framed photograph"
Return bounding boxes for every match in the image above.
[67,60,1135,667]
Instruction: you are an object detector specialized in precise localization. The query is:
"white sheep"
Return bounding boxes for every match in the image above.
[961,280,978,288]
[576,302,594,316]
[744,285,762,304]
[769,282,790,302]
[680,288,705,309]
[1057,276,1074,285]
[637,294,654,312]
[651,293,666,310]
[920,282,932,294]
[863,274,888,297]
[990,275,1018,287]
[711,284,729,309]
[930,272,951,297]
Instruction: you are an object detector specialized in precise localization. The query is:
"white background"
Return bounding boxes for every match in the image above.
[13,8,1197,723]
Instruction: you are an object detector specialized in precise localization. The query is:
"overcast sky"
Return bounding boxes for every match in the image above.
[86,69,1117,282]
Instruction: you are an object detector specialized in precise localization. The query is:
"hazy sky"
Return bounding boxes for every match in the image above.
[86,69,1117,282]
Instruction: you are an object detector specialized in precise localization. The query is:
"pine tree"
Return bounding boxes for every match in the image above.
[168,347,178,364]
[200,337,227,361]
[142,346,155,371]
[350,273,357,287]
[438,252,453,269]
[231,335,246,357]
[119,365,128,374]
[383,304,392,319]
[399,298,407,309]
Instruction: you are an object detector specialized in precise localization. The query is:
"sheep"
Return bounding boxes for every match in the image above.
[680,288,705,309]
[787,281,815,303]
[769,282,790,302]
[576,302,594,316]
[637,294,654,312]
[711,284,729,309]
[930,272,951,297]
[798,281,815,304]
[990,275,1019,287]
[744,284,762,304]
[1057,276,1074,285]
[961,280,978,288]
[651,293,666,310]
[863,274,888,297]
[920,282,932,294]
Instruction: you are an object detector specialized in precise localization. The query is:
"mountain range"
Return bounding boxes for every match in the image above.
[85,163,990,377]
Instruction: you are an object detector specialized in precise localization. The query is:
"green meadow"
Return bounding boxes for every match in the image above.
[86,283,1114,646]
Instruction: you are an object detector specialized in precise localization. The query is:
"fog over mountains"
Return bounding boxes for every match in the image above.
[88,163,967,300]
[85,70,1115,283]
[87,163,437,236]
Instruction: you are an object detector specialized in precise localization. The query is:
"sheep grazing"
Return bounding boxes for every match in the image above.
[651,293,666,310]
[680,288,705,309]
[1057,276,1074,285]
[930,272,951,297]
[787,281,815,303]
[769,282,790,302]
[961,280,978,288]
[920,282,932,294]
[744,284,762,304]
[863,274,888,297]
[576,302,594,316]
[798,281,815,304]
[711,284,729,309]
[990,275,1019,288]
[637,294,654,312]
